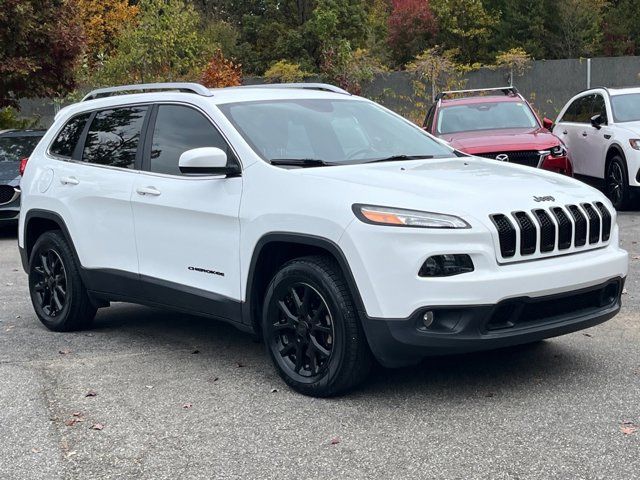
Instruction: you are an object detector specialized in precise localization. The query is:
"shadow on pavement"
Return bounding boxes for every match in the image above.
[0,223,18,239]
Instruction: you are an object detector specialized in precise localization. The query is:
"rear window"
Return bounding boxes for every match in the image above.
[82,107,148,169]
[50,113,90,158]
[0,134,43,163]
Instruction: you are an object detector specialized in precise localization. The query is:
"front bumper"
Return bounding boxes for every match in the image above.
[362,277,624,367]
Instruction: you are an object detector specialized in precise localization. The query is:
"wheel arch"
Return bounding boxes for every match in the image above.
[22,210,81,273]
[243,233,366,336]
[605,143,627,178]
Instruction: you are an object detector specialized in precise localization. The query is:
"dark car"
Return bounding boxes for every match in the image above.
[0,129,46,223]
[423,87,573,176]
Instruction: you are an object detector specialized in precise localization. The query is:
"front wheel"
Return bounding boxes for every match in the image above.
[28,231,97,331]
[606,156,631,210]
[262,256,372,397]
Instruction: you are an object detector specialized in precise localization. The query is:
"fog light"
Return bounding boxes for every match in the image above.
[422,311,435,328]
[419,254,474,277]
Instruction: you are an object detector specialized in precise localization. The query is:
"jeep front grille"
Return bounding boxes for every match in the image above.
[489,202,612,261]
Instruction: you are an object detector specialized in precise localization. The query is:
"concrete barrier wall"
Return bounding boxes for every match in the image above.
[20,55,640,129]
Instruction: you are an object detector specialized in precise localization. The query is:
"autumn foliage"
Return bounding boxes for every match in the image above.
[200,50,243,88]
[387,0,438,66]
[0,0,84,107]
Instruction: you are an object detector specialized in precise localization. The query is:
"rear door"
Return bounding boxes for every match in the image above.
[130,103,243,316]
[47,106,148,274]
[582,93,612,179]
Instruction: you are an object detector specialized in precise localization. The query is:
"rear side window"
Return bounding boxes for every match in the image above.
[50,113,90,158]
[83,107,148,169]
[149,105,233,175]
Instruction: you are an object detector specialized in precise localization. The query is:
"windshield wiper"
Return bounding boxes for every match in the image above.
[269,158,334,167]
[367,154,435,163]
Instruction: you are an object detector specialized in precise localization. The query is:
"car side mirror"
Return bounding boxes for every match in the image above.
[178,147,240,176]
[542,117,554,130]
[590,114,606,130]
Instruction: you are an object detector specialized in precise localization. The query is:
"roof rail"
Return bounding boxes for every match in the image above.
[235,83,351,96]
[82,83,213,101]
[435,86,518,101]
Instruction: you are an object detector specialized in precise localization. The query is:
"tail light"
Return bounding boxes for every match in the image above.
[19,157,29,176]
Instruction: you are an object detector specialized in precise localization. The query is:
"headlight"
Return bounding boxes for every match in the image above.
[352,204,470,229]
[629,139,640,150]
[549,145,567,157]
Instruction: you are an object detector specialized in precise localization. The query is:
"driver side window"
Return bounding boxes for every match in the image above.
[561,95,594,124]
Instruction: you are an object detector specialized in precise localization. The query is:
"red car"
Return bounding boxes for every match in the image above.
[423,87,573,176]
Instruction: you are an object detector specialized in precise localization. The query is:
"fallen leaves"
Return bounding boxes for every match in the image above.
[191,349,200,354]
[632,255,640,260]
[270,388,278,393]
[58,349,71,355]
[90,423,105,431]
[182,403,193,409]
[583,333,593,338]
[64,412,85,427]
[85,390,97,398]
[330,437,341,445]
[236,362,245,368]
[621,422,639,436]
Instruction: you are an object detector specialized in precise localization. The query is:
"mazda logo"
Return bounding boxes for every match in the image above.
[496,154,509,162]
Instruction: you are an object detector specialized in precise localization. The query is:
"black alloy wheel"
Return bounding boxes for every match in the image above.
[606,156,631,210]
[32,249,68,317]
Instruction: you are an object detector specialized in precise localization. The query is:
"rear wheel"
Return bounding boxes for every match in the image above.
[29,231,96,331]
[606,156,631,210]
[262,255,372,397]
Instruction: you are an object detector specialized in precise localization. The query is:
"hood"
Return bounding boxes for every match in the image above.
[441,128,561,154]
[301,157,603,221]
[614,121,640,136]
[0,161,19,184]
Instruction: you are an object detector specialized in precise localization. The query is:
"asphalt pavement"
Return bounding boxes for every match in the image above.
[0,216,638,480]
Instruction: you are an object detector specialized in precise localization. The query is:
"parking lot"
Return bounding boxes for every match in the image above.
[0,215,638,480]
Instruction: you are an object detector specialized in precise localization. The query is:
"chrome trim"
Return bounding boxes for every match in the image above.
[0,187,20,206]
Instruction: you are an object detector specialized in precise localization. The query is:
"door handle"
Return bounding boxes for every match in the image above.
[581,132,588,137]
[136,186,161,196]
[60,176,79,186]
[562,130,568,135]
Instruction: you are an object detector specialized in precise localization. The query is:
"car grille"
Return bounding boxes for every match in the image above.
[0,185,17,205]
[489,202,612,261]
[479,151,542,168]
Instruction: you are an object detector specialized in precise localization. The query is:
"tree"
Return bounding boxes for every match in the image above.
[99,0,212,84]
[546,0,606,58]
[600,0,640,56]
[0,0,84,107]
[200,49,243,88]
[77,0,139,65]
[406,47,459,102]
[492,47,532,85]
[264,60,312,83]
[431,0,496,64]
[387,0,438,67]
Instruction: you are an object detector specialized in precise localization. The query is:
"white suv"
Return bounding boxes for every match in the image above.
[553,87,640,209]
[19,83,628,396]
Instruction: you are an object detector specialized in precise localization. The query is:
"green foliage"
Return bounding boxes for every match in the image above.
[0,0,84,107]
[0,107,40,130]
[264,61,312,83]
[98,0,212,85]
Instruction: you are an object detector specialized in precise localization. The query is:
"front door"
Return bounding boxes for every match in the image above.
[130,103,243,319]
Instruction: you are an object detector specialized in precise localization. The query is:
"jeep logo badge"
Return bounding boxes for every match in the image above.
[533,195,555,202]
[496,154,509,162]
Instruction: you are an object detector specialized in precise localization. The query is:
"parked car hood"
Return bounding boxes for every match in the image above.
[441,128,561,154]
[301,156,602,217]
[0,161,19,184]
[613,121,640,135]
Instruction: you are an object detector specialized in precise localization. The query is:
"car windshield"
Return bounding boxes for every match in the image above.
[437,101,539,134]
[610,93,640,122]
[0,135,42,162]
[218,99,453,165]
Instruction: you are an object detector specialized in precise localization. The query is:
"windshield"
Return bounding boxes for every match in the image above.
[437,101,538,134]
[218,99,453,164]
[0,135,42,163]
[610,93,640,122]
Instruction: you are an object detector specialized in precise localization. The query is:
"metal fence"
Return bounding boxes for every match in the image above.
[19,55,640,129]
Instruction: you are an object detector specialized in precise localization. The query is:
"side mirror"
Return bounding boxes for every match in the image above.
[178,147,240,176]
[590,114,606,130]
[542,117,554,130]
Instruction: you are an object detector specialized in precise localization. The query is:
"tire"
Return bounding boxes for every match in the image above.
[262,255,372,397]
[28,231,97,332]
[606,156,631,210]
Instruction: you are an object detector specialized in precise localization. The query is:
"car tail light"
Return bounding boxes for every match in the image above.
[541,154,573,177]
[19,157,29,176]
